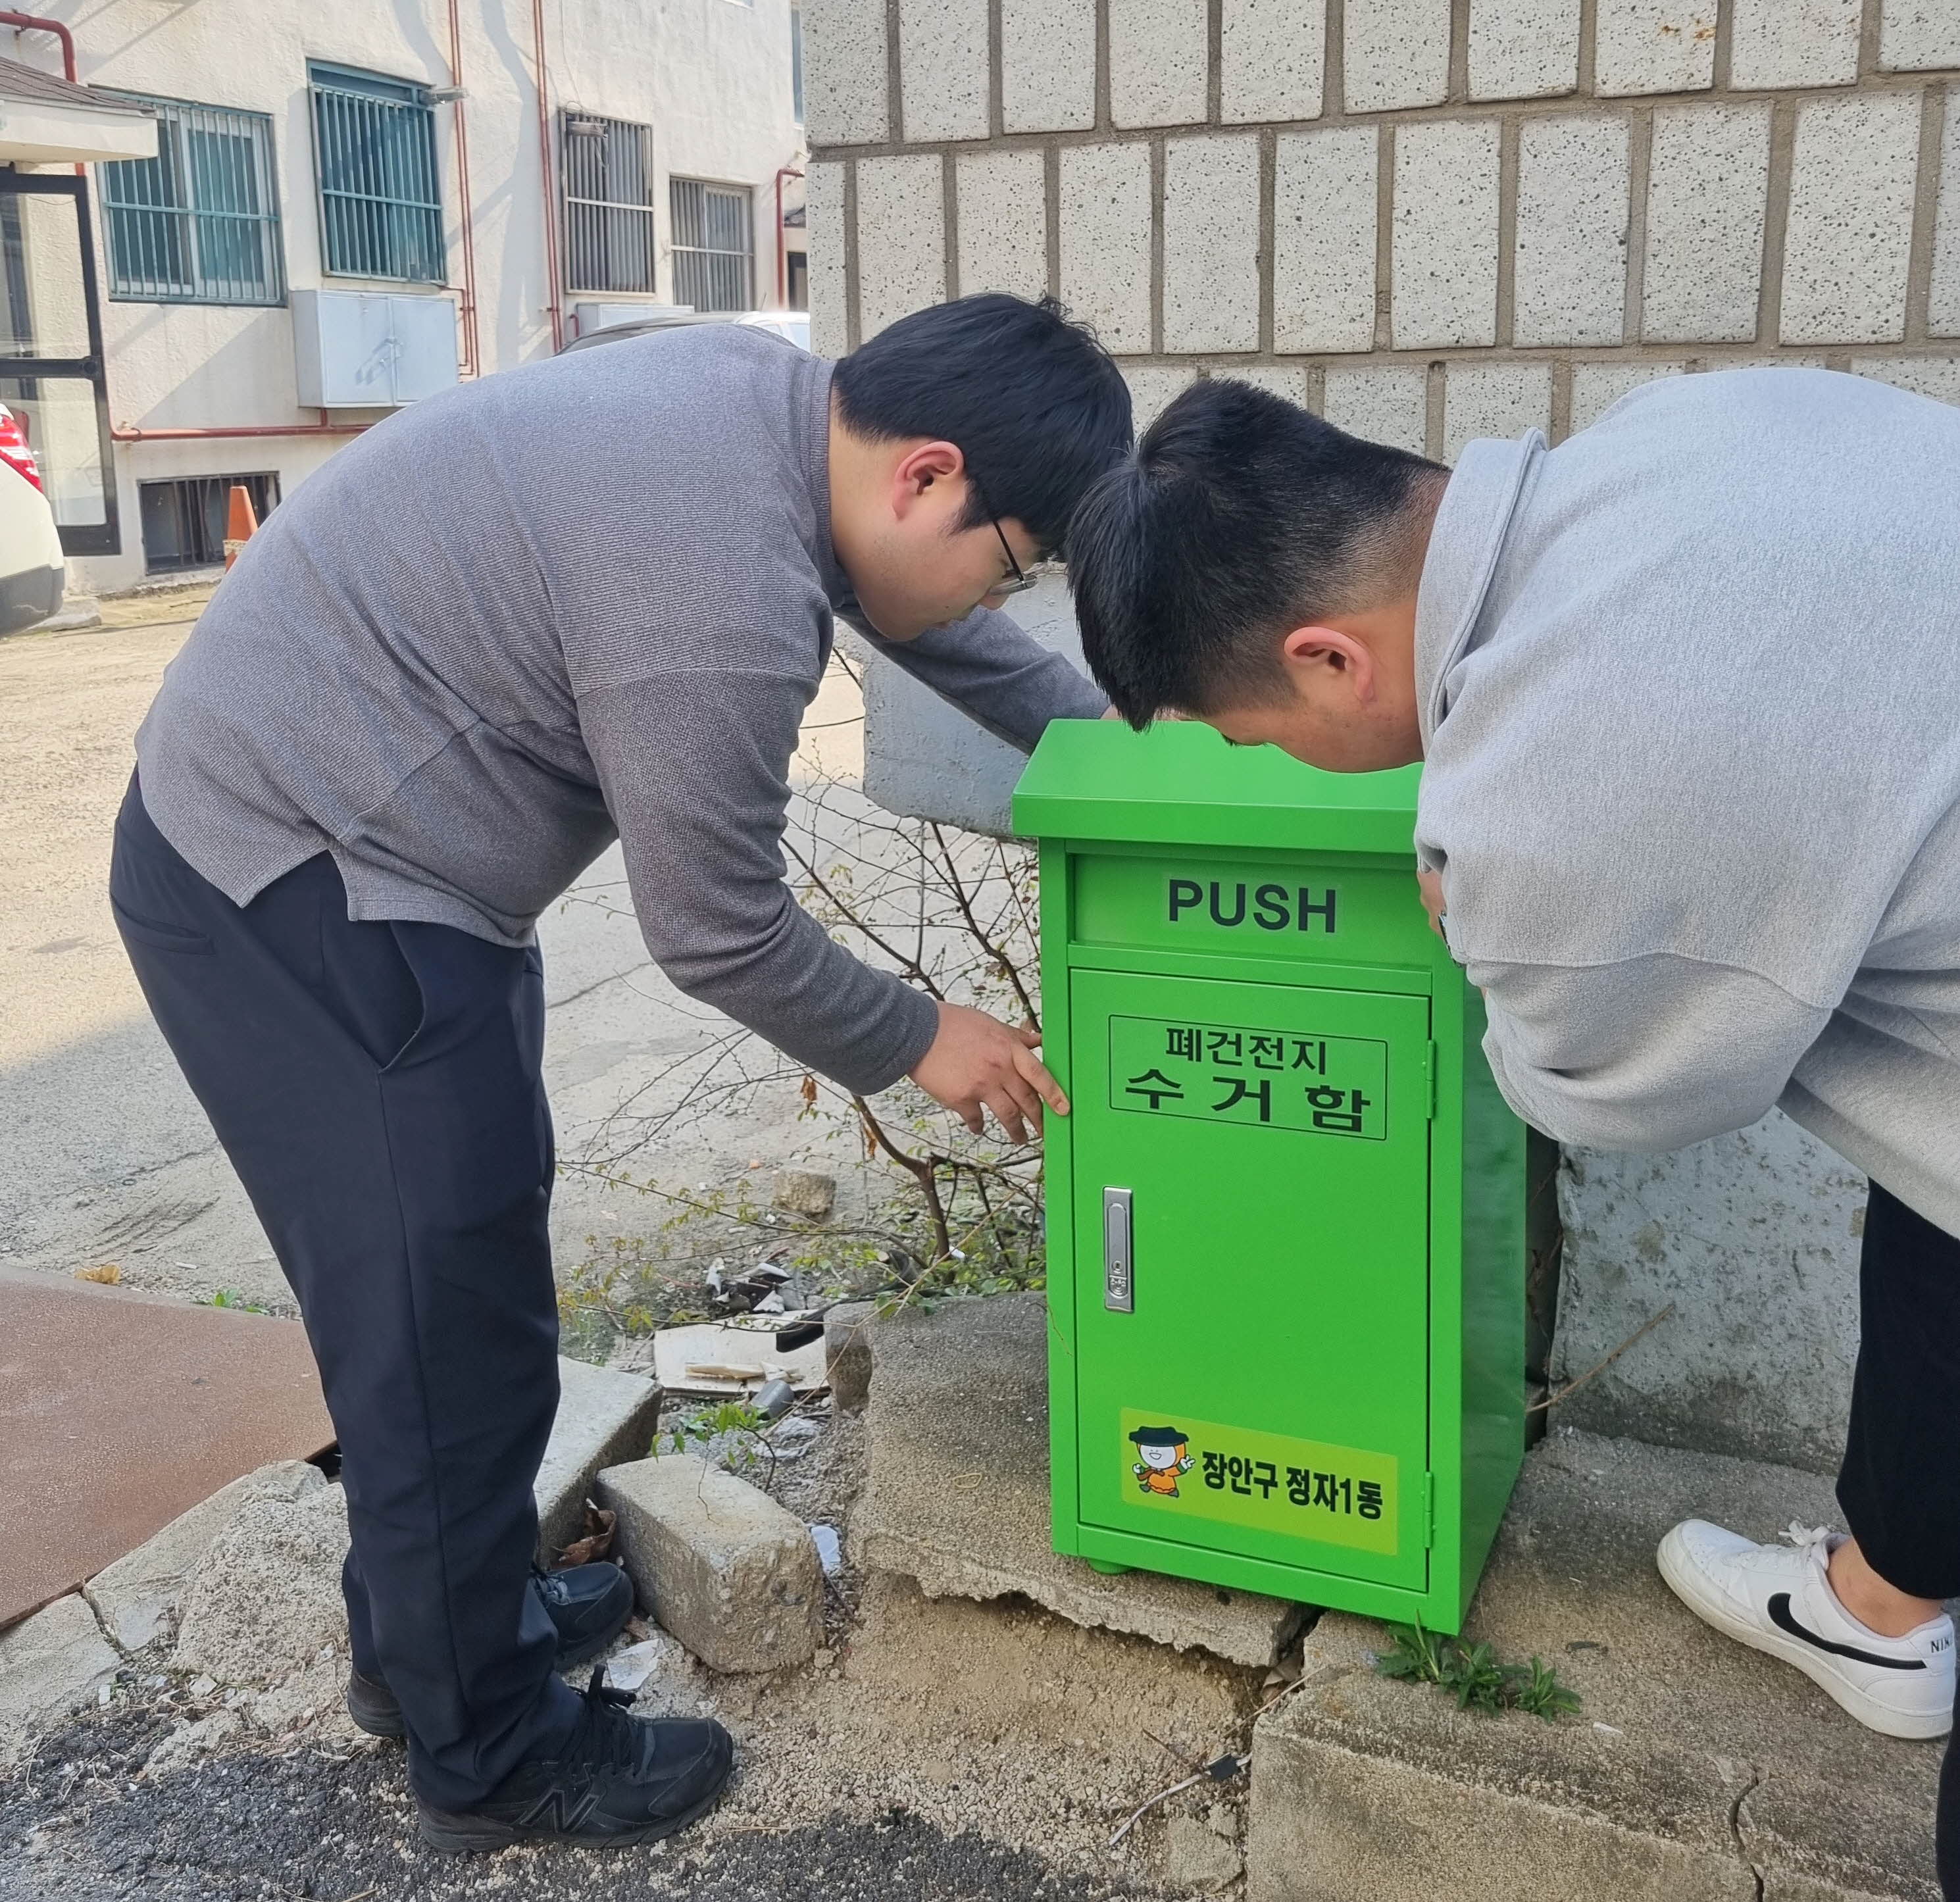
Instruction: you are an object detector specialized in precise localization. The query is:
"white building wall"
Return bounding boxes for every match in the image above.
[5,0,804,592]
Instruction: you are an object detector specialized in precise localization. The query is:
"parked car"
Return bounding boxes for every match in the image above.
[559,307,811,356]
[0,401,64,633]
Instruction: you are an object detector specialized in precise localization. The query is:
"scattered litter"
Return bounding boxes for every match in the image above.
[1592,1721,1624,1737]
[809,1524,842,1575]
[653,1321,828,1397]
[605,1633,686,1695]
[753,1377,795,1420]
[74,1263,122,1285]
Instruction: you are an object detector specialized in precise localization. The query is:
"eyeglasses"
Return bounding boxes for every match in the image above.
[968,470,1040,597]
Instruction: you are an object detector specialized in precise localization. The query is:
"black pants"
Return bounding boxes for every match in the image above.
[1837,1180,1960,1897]
[111,776,580,1808]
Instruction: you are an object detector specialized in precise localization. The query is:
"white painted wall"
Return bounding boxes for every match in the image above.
[6,0,805,592]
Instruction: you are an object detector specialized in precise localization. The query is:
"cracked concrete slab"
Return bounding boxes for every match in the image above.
[856,1291,1307,1669]
[1245,1428,1940,1902]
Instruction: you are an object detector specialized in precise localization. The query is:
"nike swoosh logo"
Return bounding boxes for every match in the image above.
[1767,1593,1928,1670]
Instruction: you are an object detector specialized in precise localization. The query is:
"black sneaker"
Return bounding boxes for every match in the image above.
[346,1563,635,1739]
[415,1666,734,1851]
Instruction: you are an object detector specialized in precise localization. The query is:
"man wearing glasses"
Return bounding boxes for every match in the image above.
[108,295,1128,1851]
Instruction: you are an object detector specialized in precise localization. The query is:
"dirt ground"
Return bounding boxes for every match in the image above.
[0,1392,1268,1902]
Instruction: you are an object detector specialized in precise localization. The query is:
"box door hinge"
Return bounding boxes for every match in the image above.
[1425,1041,1438,1121]
[1422,1473,1436,1549]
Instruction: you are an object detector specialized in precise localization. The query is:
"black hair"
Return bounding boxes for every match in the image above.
[831,294,1132,557]
[1067,378,1445,726]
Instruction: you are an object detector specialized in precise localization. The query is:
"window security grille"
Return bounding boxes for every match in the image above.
[668,179,753,314]
[99,97,283,305]
[562,113,655,295]
[308,64,445,284]
[139,472,280,574]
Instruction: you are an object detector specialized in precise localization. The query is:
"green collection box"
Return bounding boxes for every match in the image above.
[1012,720,1526,1634]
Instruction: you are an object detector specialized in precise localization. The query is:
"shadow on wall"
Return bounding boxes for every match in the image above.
[1549,1111,1865,1476]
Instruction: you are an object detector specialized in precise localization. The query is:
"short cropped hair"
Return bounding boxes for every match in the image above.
[832,294,1132,557]
[1067,378,1444,725]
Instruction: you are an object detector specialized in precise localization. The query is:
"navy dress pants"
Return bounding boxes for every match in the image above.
[110,775,582,1808]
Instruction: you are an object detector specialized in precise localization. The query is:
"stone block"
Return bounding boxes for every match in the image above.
[1780,92,1922,347]
[824,1300,877,1411]
[772,1168,838,1220]
[596,1455,823,1674]
[803,0,889,146]
[1124,364,1202,430]
[535,1356,666,1562]
[1059,142,1155,354]
[1345,0,1451,111]
[1552,1116,1863,1474]
[1641,103,1771,345]
[857,154,947,341]
[1163,136,1263,353]
[1322,364,1429,453]
[1219,365,1311,403]
[1442,362,1552,462]
[1110,0,1209,128]
[1728,0,1861,89]
[85,1460,322,1654]
[956,149,1048,303]
[1878,0,1960,70]
[1167,1813,1244,1893]
[1467,0,1582,99]
[862,570,1092,834]
[899,0,990,143]
[1569,359,1687,433]
[1392,119,1501,349]
[172,1480,350,1689]
[1223,0,1326,123]
[857,1291,1307,1669]
[1003,0,1097,131]
[1514,114,1630,348]
[1243,1428,1936,1902]
[805,161,847,357]
[1594,0,1717,96]
[1852,355,1960,404]
[1274,126,1378,355]
[1933,93,1960,338]
[0,1595,120,1766]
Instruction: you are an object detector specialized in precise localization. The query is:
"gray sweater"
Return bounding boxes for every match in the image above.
[134,326,1108,1094]
[1415,368,1960,1237]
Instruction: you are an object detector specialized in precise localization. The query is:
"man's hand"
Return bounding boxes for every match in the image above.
[908,1000,1068,1142]
[1417,868,1448,939]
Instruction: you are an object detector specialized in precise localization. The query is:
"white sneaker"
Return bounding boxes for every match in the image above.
[1658,1519,1954,1741]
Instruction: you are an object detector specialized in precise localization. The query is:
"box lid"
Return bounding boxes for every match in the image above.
[1011,720,1420,856]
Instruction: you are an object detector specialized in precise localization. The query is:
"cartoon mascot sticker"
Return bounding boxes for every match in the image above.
[1129,1424,1195,1499]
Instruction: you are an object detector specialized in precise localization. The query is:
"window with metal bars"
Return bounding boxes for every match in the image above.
[668,179,753,314]
[308,63,445,284]
[138,472,280,574]
[561,113,655,295]
[99,96,283,305]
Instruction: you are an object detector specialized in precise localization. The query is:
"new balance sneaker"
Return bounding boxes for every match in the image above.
[415,1666,734,1851]
[1659,1519,1955,1740]
[346,1562,635,1739]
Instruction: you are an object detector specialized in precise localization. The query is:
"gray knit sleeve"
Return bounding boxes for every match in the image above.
[576,670,942,1095]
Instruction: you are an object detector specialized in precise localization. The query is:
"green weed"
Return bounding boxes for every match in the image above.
[1374,1620,1582,1722]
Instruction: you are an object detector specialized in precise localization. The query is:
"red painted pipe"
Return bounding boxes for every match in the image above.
[0,9,74,81]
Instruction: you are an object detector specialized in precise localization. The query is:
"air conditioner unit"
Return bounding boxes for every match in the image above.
[293,290,460,407]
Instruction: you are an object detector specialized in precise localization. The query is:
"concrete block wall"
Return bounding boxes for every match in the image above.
[805,0,1960,458]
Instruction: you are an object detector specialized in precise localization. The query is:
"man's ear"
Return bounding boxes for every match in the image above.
[890,440,965,522]
[1280,622,1378,704]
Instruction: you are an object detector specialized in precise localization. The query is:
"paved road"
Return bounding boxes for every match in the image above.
[0,597,874,1314]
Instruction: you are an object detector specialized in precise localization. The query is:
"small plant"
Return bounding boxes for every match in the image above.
[201,1288,268,1314]
[1374,1620,1581,1722]
[661,1400,770,1476]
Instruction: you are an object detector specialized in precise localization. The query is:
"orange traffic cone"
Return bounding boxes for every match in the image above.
[223,484,259,569]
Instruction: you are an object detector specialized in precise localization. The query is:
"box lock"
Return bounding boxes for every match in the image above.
[1103,1186,1134,1312]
